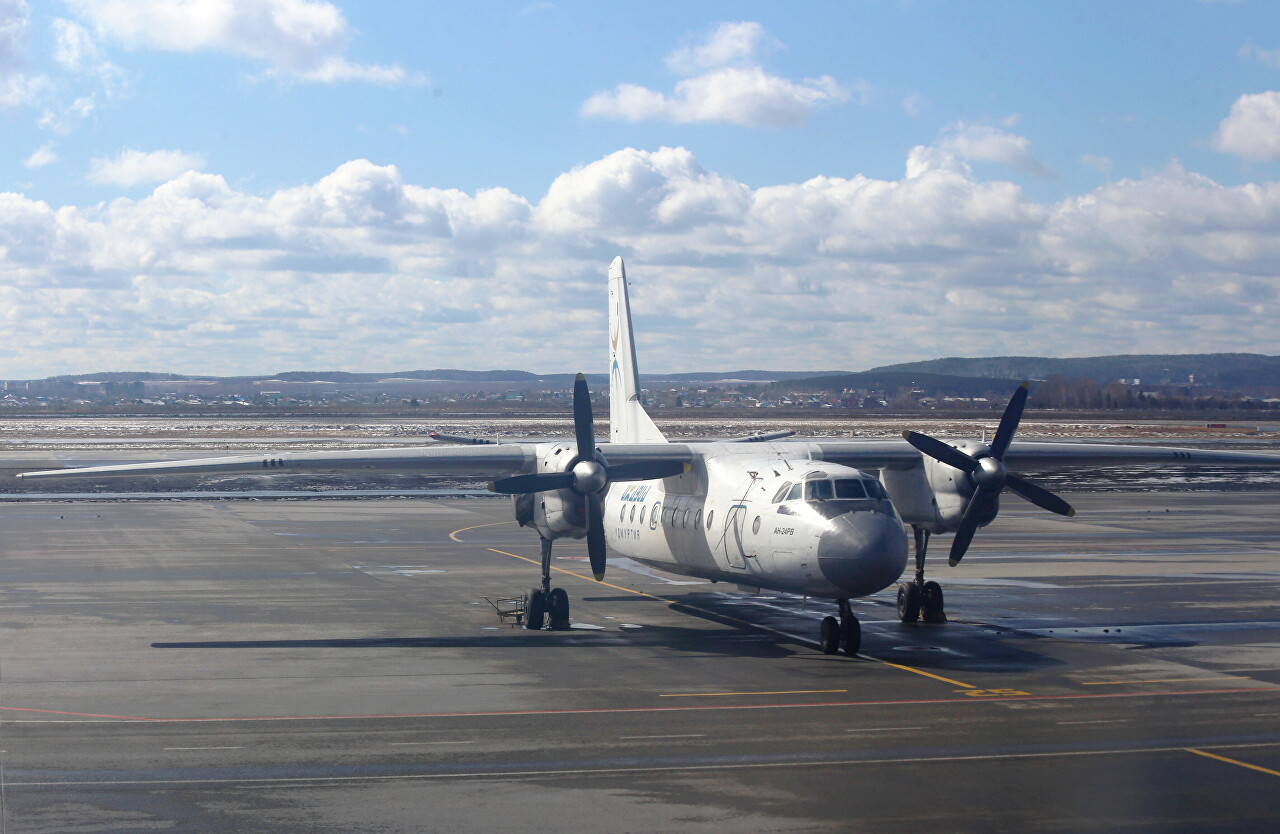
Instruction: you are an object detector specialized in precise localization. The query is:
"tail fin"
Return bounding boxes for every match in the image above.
[608,257,667,444]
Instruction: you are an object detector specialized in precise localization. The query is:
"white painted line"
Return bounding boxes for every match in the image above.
[618,734,706,740]
[390,740,475,746]
[1057,719,1127,725]
[164,746,243,750]
[844,726,924,733]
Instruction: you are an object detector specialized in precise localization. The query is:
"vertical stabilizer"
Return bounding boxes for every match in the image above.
[608,257,667,444]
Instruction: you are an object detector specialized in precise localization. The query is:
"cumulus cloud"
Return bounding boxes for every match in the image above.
[65,0,424,85]
[0,0,51,110]
[931,121,1055,180]
[2,147,1279,376]
[582,21,850,127]
[24,142,57,167]
[1239,40,1280,68]
[1211,91,1280,160]
[87,148,207,186]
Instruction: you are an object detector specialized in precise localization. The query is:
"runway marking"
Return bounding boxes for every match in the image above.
[484,546,980,692]
[1058,719,1127,725]
[448,521,515,542]
[659,690,847,698]
[844,726,923,733]
[862,658,976,689]
[1082,677,1249,686]
[1,686,1271,724]
[11,741,1280,789]
[389,741,474,746]
[1186,748,1280,778]
[163,746,242,751]
[618,734,705,740]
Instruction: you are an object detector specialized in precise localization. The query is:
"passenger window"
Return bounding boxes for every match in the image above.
[805,480,833,501]
[834,479,867,499]
[785,483,803,501]
[772,482,793,503]
[653,503,661,525]
[629,504,636,523]
[706,510,714,529]
[752,516,761,534]
[639,506,646,524]
[682,508,690,528]
[694,509,702,529]
[620,504,626,522]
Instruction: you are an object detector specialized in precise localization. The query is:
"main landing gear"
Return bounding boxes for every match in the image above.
[819,599,862,656]
[898,526,947,624]
[526,536,571,630]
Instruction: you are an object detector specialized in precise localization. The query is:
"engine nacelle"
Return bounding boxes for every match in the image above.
[881,441,999,534]
[524,443,589,541]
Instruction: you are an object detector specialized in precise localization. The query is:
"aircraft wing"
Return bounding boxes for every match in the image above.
[14,442,697,482]
[808,438,1280,470]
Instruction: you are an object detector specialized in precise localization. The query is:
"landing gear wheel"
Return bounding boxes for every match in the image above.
[841,616,862,656]
[548,587,571,630]
[897,582,921,623]
[819,616,841,654]
[525,588,546,630]
[921,580,946,623]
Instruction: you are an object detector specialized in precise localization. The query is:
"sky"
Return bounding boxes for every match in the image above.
[3,0,1280,378]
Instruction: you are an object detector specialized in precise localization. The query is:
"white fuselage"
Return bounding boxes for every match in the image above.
[590,444,908,599]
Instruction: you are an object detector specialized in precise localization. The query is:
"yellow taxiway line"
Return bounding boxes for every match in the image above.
[448,521,515,542]
[1186,748,1280,778]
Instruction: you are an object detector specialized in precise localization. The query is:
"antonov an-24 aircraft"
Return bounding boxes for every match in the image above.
[19,258,1280,655]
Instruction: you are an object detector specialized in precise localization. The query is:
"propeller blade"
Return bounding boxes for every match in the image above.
[586,493,607,580]
[488,472,574,494]
[990,382,1030,459]
[903,430,978,473]
[948,495,987,566]
[608,461,689,482]
[1006,473,1075,517]
[572,373,596,461]
[948,519,979,566]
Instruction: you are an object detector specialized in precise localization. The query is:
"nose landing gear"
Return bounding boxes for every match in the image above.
[819,599,861,656]
[898,526,947,624]
[527,536,572,631]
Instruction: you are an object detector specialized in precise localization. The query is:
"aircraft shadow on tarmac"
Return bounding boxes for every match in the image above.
[150,624,799,658]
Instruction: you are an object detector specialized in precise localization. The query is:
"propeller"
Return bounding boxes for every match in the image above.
[488,373,686,580]
[903,381,1075,567]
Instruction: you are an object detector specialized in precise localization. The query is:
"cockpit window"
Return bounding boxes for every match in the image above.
[785,483,803,501]
[804,480,834,501]
[866,479,889,500]
[834,479,867,499]
[772,482,793,503]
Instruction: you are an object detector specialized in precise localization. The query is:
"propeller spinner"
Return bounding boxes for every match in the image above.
[488,374,685,580]
[903,382,1074,567]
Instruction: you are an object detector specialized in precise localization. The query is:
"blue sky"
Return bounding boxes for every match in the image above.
[2,1,1280,377]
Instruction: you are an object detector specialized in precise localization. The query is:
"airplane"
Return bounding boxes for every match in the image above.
[18,257,1280,655]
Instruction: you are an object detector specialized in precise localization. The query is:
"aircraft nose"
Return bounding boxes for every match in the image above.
[816,512,908,596]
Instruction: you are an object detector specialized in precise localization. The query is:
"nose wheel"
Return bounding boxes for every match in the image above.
[899,527,947,624]
[819,600,861,655]
[526,536,572,631]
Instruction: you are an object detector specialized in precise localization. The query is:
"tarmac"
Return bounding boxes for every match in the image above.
[0,491,1277,832]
